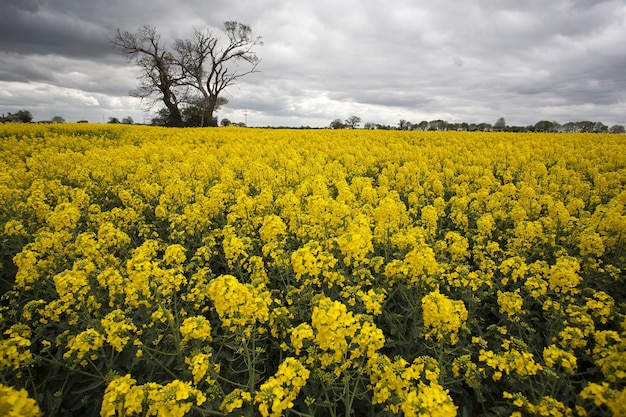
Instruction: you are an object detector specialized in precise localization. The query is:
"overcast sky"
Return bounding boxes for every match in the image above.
[1,0,625,127]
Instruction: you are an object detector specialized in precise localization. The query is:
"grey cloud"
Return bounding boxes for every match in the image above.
[1,0,625,126]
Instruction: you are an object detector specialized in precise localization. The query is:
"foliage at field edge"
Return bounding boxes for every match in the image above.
[0,123,625,416]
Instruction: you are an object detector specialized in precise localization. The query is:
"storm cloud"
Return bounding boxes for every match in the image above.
[1,0,624,126]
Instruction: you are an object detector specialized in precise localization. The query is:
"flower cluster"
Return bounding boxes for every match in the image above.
[0,123,625,416]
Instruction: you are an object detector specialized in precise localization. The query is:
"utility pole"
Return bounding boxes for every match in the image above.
[244,111,248,127]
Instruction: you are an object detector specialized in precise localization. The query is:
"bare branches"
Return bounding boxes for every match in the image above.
[112,21,261,127]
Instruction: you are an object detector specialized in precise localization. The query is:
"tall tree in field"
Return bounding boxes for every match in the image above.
[113,22,261,127]
[176,22,262,127]
[112,26,185,127]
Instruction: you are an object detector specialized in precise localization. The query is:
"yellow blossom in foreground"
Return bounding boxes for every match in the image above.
[220,388,252,413]
[504,392,573,417]
[0,325,32,371]
[101,309,138,352]
[479,338,543,381]
[207,274,270,333]
[309,295,385,367]
[179,316,212,343]
[401,382,457,417]
[185,352,215,385]
[581,382,626,416]
[543,344,577,375]
[100,374,144,417]
[289,323,314,355]
[144,380,206,417]
[255,357,310,417]
[0,384,42,417]
[63,327,104,364]
[421,289,468,345]
[366,353,439,412]
[497,289,524,322]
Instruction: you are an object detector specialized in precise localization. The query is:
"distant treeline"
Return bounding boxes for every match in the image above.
[361,119,625,133]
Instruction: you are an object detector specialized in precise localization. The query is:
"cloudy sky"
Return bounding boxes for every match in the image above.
[1,0,625,127]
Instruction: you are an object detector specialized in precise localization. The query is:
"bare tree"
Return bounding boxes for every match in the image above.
[112,26,185,127]
[175,22,262,126]
[113,22,261,127]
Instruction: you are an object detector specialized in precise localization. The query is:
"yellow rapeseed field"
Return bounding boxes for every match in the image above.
[0,123,625,416]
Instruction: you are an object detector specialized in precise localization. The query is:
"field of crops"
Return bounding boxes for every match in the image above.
[0,123,624,416]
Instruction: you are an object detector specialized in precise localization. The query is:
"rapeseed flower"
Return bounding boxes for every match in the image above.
[421,289,468,345]
[255,357,310,417]
[0,384,42,417]
[179,316,212,343]
[207,274,270,333]
[100,374,144,417]
[0,325,32,371]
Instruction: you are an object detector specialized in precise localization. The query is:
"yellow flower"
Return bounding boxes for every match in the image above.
[0,384,42,417]
[100,374,144,417]
[185,352,214,385]
[421,289,467,345]
[336,213,373,267]
[163,244,187,266]
[101,309,138,352]
[289,323,314,355]
[63,328,105,365]
[0,325,32,371]
[220,388,252,413]
[546,256,582,295]
[144,380,206,417]
[581,383,626,415]
[401,382,457,417]
[543,345,577,375]
[479,338,543,381]
[179,316,212,343]
[207,274,270,332]
[290,240,337,282]
[497,289,524,322]
[255,357,310,417]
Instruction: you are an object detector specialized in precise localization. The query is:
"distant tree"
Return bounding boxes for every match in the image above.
[415,121,428,131]
[113,22,261,127]
[398,119,411,130]
[591,122,603,132]
[221,118,232,126]
[51,116,65,123]
[561,122,577,133]
[122,116,134,124]
[5,110,34,123]
[534,120,558,132]
[428,120,447,131]
[108,117,121,124]
[345,115,361,129]
[576,121,595,133]
[493,117,506,132]
[609,124,625,134]
[330,119,346,129]
[363,122,376,130]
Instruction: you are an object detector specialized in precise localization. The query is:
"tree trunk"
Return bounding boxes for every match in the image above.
[206,96,218,127]
[166,102,183,127]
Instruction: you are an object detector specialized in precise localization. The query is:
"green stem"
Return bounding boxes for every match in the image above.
[36,354,103,380]
[141,345,180,380]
